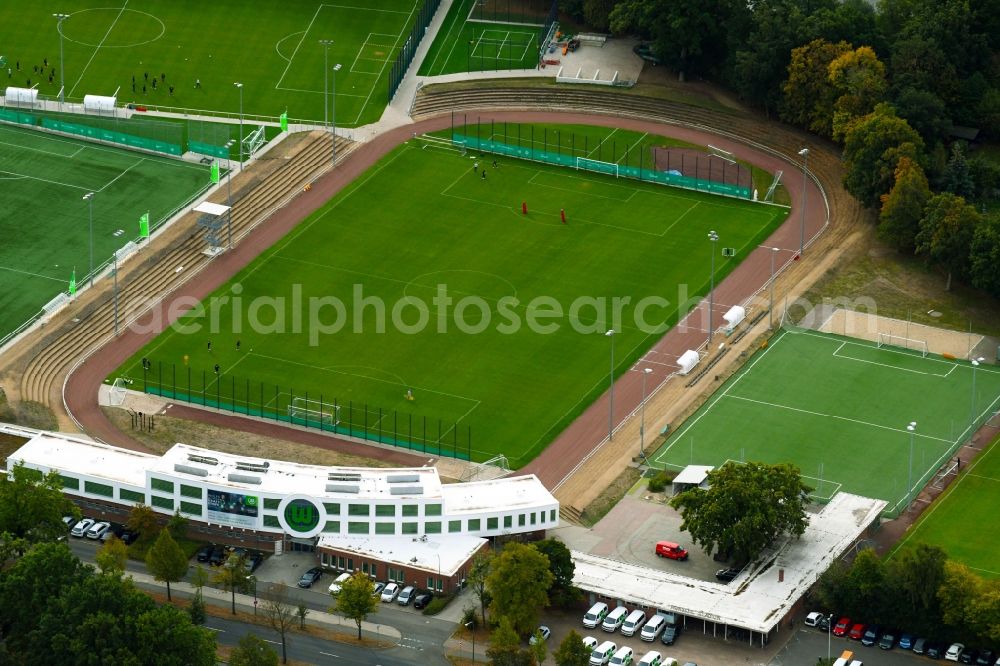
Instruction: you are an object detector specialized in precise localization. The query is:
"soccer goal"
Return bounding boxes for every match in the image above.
[576,156,619,177]
[243,126,266,159]
[876,332,929,357]
[110,377,130,406]
[288,398,340,426]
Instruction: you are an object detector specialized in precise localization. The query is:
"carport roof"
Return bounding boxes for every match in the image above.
[672,465,714,486]
[316,534,488,576]
[571,492,886,634]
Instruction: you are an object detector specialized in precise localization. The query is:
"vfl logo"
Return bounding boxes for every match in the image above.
[284,499,320,533]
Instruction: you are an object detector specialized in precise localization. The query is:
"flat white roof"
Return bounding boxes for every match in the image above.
[9,431,156,487]
[317,534,486,576]
[672,465,714,486]
[193,201,230,217]
[572,493,886,634]
[440,474,555,514]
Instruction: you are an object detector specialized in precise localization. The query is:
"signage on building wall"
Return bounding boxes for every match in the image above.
[206,489,259,528]
[278,496,325,538]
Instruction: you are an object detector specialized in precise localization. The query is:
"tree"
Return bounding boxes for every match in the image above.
[915,192,981,290]
[841,103,925,207]
[167,509,190,541]
[96,534,128,575]
[843,548,888,623]
[582,0,616,31]
[486,542,554,636]
[467,550,494,624]
[969,217,1000,298]
[942,142,975,199]
[0,462,79,550]
[334,571,378,640]
[145,528,189,601]
[829,46,888,140]
[939,560,983,636]
[296,601,309,629]
[879,156,932,252]
[529,628,548,664]
[229,633,279,666]
[885,543,947,635]
[487,616,532,666]
[553,630,591,666]
[214,552,252,614]
[781,39,852,137]
[892,87,951,148]
[189,590,206,625]
[535,539,580,608]
[127,503,160,542]
[261,583,297,665]
[669,461,811,564]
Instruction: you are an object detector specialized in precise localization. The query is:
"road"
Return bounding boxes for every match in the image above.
[771,627,943,666]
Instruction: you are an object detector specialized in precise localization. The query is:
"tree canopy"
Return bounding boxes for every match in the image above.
[145,528,189,601]
[334,572,378,640]
[878,156,931,252]
[841,103,924,208]
[0,462,79,549]
[915,192,981,290]
[487,542,554,636]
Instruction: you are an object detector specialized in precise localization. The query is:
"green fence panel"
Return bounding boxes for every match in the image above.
[41,118,182,156]
[0,108,35,124]
[189,140,230,159]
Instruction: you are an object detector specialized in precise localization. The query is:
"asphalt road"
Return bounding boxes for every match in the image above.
[771,627,947,666]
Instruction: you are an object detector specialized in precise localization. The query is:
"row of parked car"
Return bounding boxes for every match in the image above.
[580,639,693,666]
[195,544,265,572]
[65,516,137,544]
[295,569,434,609]
[584,603,682,646]
[806,611,1000,663]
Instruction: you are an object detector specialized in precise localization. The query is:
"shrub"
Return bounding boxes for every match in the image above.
[461,605,479,629]
[647,469,674,493]
[421,594,454,616]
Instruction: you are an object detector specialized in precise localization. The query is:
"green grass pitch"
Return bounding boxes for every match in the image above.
[890,434,1000,579]
[114,128,786,465]
[0,123,211,341]
[0,0,421,126]
[650,328,1000,514]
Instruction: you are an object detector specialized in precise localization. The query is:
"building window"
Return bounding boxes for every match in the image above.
[362,562,370,574]
[402,504,418,517]
[549,509,556,522]
[425,521,441,534]
[437,578,444,592]
[59,474,79,490]
[448,520,461,533]
[487,517,498,530]
[388,567,396,581]
[370,564,377,577]
[347,558,354,571]
[180,501,202,516]
[467,519,481,531]
[119,488,145,503]
[324,521,340,533]
[503,515,512,528]
[263,498,281,510]
[180,484,202,499]
[150,477,174,494]
[375,505,395,517]
[395,569,404,582]
[324,503,341,515]
[348,504,369,517]
[84,481,114,498]
[348,521,369,535]
[518,514,526,527]
[338,556,346,570]
[263,515,280,528]
[425,504,442,516]
[427,576,435,589]
[402,522,418,535]
[530,512,537,525]
[150,495,174,510]
[375,522,395,535]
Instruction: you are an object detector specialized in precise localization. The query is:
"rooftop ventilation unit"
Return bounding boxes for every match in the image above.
[228,473,262,485]
[387,474,420,483]
[326,483,360,494]
[174,463,209,477]
[187,454,219,466]
[389,486,424,496]
[328,472,362,482]
[235,461,270,473]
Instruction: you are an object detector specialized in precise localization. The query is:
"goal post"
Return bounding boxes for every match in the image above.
[243,126,266,159]
[576,156,619,177]
[876,332,929,357]
[288,398,340,426]
[110,377,130,406]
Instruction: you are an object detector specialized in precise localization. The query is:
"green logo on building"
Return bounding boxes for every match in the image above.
[284,498,320,533]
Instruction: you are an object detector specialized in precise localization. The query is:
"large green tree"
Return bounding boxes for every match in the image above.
[781,38,852,137]
[487,542,554,636]
[334,571,378,640]
[841,103,924,207]
[969,217,1000,298]
[145,528,189,601]
[467,550,494,624]
[229,633,279,666]
[669,461,811,564]
[214,552,253,615]
[553,630,591,666]
[915,192,981,290]
[96,534,128,575]
[486,616,532,666]
[0,462,79,549]
[829,46,888,140]
[879,156,932,252]
[534,539,580,608]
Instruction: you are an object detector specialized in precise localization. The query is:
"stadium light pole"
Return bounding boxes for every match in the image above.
[332,63,342,164]
[798,147,809,256]
[906,421,917,509]
[707,230,719,345]
[769,246,780,328]
[53,13,70,108]
[82,192,94,287]
[971,357,985,428]
[640,367,653,460]
[233,82,244,168]
[606,329,616,442]
[112,250,119,336]
[319,39,333,130]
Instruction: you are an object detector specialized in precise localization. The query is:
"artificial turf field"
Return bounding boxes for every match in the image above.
[890,433,1000,578]
[0,123,211,341]
[650,328,1000,515]
[0,0,421,125]
[116,131,786,465]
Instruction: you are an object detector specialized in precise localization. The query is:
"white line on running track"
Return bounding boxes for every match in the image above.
[69,1,130,98]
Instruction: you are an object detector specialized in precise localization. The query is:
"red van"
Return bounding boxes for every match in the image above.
[655,541,689,560]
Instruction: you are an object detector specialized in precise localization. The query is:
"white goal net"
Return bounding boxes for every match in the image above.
[110,377,130,406]
[876,332,928,357]
[576,156,619,177]
[288,398,340,426]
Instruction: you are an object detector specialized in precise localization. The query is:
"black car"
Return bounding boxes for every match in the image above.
[960,648,978,664]
[413,592,433,610]
[926,642,945,658]
[816,615,831,632]
[660,624,680,645]
[196,544,214,563]
[861,625,881,647]
[715,568,739,583]
[879,630,897,649]
[248,552,264,572]
[209,545,227,566]
[976,650,996,665]
[297,567,323,588]
[119,530,138,546]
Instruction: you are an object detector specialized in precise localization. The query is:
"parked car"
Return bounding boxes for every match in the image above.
[927,642,946,658]
[861,625,881,647]
[372,582,386,598]
[640,614,666,641]
[119,530,138,545]
[975,650,996,665]
[248,552,264,572]
[899,633,915,650]
[328,572,352,595]
[590,641,617,666]
[70,518,94,537]
[529,626,551,646]
[960,649,978,664]
[85,521,111,540]
[380,582,400,602]
[297,567,323,588]
[880,629,898,649]
[209,545,226,566]
[715,568,739,582]
[621,609,647,637]
[100,523,126,543]
[946,643,966,661]
[413,592,432,609]
[584,602,610,629]
[655,541,689,561]
[848,623,866,641]
[196,544,214,562]
[62,515,76,528]
[582,636,599,650]
[609,646,634,666]
[660,623,680,646]
[804,612,825,627]
[602,606,628,633]
[397,585,416,606]
[913,637,928,654]
[832,617,852,637]
[637,651,664,666]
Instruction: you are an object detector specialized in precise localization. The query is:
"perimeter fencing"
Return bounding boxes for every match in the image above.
[136,361,472,461]
[388,0,442,103]
[462,0,559,72]
[449,116,752,199]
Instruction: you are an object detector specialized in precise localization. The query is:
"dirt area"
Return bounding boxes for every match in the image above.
[579,467,642,527]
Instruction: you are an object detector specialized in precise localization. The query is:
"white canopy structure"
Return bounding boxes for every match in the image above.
[723,305,746,332]
[194,201,232,256]
[4,87,38,105]
[677,350,700,375]
[83,94,116,113]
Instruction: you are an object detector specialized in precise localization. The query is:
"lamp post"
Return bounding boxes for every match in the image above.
[112,249,119,335]
[707,230,719,345]
[906,421,917,509]
[769,246,780,328]
[82,192,94,287]
[233,82,244,168]
[606,329,616,441]
[332,63,342,164]
[465,620,475,662]
[250,575,257,616]
[971,357,985,428]
[798,147,809,256]
[319,39,333,129]
[827,613,833,661]
[53,13,70,108]
[640,367,653,460]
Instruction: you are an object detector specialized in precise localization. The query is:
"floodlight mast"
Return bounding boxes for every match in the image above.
[53,13,70,108]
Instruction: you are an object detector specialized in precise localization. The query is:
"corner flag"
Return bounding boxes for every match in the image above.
[69,270,76,296]
[210,162,220,184]
[280,111,288,132]
[139,212,150,238]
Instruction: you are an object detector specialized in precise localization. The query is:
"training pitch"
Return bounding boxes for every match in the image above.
[890,434,1000,579]
[650,327,1000,514]
[116,130,785,465]
[0,0,422,125]
[0,123,210,341]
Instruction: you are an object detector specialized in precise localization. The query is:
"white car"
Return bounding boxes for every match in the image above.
[328,572,352,595]
[945,643,965,661]
[529,626,551,645]
[609,646,634,666]
[70,518,94,537]
[85,521,111,540]
[380,582,400,602]
[582,636,599,650]
[397,585,415,606]
[804,611,824,627]
[637,651,665,666]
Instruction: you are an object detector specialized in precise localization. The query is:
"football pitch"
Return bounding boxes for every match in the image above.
[890,434,1000,578]
[649,328,1000,515]
[0,123,211,341]
[116,131,786,466]
[0,0,421,126]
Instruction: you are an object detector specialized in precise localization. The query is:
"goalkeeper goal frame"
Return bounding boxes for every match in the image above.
[876,332,929,357]
[288,397,341,426]
[576,156,619,178]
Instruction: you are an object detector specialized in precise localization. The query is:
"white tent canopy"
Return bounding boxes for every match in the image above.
[194,201,231,217]
[677,350,700,375]
[83,94,116,113]
[723,305,746,331]
[4,87,38,105]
